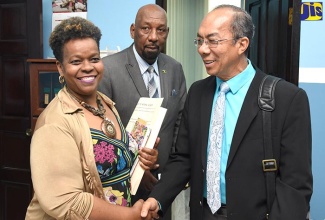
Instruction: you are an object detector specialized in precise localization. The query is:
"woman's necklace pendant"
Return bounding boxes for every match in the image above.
[101,118,116,139]
[66,87,117,139]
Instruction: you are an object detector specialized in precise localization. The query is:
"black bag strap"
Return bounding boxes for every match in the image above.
[258,75,281,219]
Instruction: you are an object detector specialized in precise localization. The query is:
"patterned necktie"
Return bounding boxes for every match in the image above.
[147,66,158,98]
[206,82,230,214]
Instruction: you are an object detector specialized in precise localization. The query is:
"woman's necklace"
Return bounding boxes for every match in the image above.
[66,88,117,139]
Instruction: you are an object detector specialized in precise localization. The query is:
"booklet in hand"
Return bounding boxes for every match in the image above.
[126,97,167,195]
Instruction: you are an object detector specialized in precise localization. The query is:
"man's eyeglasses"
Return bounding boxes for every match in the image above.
[194,38,236,48]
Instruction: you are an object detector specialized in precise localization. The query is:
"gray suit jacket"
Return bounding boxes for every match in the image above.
[98,45,187,174]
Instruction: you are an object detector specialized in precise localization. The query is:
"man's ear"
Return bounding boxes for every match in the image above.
[165,27,170,37]
[237,37,249,55]
[130,23,135,39]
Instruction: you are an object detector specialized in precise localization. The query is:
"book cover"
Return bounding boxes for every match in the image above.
[130,118,151,149]
[126,97,167,195]
[129,118,151,177]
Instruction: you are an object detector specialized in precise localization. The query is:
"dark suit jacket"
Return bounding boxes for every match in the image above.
[150,69,313,220]
[98,44,187,176]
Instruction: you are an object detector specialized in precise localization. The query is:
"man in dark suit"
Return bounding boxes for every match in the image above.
[98,4,187,220]
[141,4,312,220]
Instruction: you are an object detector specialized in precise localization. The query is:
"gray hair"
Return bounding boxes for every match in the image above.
[214,4,255,49]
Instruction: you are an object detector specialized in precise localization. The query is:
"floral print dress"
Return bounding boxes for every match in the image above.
[90,117,139,207]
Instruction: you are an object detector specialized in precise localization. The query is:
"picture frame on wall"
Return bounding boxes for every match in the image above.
[52,0,88,30]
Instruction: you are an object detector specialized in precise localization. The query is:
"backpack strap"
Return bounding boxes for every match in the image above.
[258,75,281,219]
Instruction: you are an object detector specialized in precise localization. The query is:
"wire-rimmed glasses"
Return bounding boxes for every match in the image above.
[194,38,236,48]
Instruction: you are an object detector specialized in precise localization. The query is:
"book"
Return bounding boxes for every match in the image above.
[126,97,167,195]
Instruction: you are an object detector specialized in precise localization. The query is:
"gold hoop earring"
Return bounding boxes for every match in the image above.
[59,75,65,84]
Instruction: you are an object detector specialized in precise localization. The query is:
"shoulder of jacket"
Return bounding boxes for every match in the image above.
[102,48,128,62]
[158,53,181,65]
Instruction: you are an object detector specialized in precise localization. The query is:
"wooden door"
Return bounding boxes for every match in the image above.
[245,0,301,85]
[0,0,42,219]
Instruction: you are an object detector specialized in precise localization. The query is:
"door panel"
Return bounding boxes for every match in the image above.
[245,0,301,85]
[2,58,27,116]
[0,0,42,219]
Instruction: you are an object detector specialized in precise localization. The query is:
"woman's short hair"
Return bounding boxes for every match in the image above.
[49,16,102,63]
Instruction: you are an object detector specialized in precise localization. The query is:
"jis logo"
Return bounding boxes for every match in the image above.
[301,2,323,21]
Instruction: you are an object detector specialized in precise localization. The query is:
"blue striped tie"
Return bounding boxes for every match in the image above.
[147,66,158,98]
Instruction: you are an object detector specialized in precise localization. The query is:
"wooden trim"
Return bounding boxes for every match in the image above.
[27,59,58,131]
[156,0,167,11]
[290,0,301,85]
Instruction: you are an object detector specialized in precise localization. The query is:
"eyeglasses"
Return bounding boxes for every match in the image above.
[194,38,236,48]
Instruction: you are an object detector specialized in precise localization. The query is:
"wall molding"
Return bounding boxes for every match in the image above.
[299,68,325,83]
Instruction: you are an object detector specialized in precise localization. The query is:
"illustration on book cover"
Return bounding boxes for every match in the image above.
[130,118,151,149]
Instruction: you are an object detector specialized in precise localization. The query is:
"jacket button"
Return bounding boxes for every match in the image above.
[200,201,202,206]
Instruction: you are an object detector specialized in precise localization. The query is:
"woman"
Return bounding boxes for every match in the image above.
[25,17,158,220]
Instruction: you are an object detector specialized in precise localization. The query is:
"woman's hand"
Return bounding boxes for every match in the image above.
[140,198,160,220]
[138,137,160,170]
[131,199,159,220]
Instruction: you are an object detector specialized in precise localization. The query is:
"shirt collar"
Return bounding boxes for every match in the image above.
[216,59,255,94]
[132,44,159,76]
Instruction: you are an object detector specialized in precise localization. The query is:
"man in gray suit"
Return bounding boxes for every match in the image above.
[98,4,187,220]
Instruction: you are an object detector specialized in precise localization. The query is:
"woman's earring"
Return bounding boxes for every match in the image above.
[59,75,65,84]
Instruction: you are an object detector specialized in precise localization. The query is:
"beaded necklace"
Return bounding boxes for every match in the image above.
[66,87,116,139]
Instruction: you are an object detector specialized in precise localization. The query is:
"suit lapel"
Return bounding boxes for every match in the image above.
[227,71,265,167]
[157,56,169,107]
[125,46,149,97]
[201,77,217,168]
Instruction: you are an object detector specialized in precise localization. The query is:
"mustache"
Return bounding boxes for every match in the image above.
[144,44,159,49]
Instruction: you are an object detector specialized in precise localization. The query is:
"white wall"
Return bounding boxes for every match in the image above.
[299,3,325,218]
[208,0,242,11]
